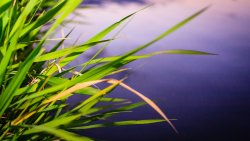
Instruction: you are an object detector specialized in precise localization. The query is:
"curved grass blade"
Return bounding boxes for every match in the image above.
[0,42,41,116]
[80,49,214,66]
[108,79,179,133]
[42,0,83,39]
[0,0,38,87]
[0,0,11,15]
[44,10,140,75]
[34,39,112,62]
[20,7,209,100]
[0,0,85,117]
[42,79,108,104]
[70,119,165,130]
[20,0,67,37]
[68,102,146,126]
[72,79,123,113]
[27,125,93,141]
[24,114,83,135]
[59,6,210,85]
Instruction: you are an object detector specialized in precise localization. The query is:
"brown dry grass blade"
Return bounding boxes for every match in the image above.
[12,80,108,125]
[42,79,108,104]
[108,79,179,133]
[11,105,47,125]
[108,68,131,76]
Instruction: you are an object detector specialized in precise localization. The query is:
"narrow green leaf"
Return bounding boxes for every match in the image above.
[66,7,210,83]
[72,80,122,112]
[34,39,112,62]
[71,119,165,130]
[0,0,38,86]
[24,114,82,135]
[0,0,11,15]
[27,126,93,141]
[42,0,83,39]
[80,49,214,66]
[20,0,67,37]
[45,11,138,75]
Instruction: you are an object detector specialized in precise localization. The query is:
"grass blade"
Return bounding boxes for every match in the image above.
[70,119,165,130]
[28,125,93,141]
[108,79,179,133]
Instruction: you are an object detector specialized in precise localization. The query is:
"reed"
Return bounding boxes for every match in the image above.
[0,0,211,140]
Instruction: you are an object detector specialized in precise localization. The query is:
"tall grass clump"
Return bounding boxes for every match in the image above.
[0,0,211,140]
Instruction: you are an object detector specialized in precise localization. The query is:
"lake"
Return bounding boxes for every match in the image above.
[63,0,250,140]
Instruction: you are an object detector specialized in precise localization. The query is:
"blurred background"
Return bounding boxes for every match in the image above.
[62,0,250,140]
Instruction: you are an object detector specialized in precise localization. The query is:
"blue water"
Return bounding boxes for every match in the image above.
[65,0,250,140]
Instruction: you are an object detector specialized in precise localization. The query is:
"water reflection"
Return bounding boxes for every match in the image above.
[83,0,146,5]
[66,0,250,141]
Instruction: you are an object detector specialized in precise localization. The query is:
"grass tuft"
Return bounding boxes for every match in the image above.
[0,0,211,140]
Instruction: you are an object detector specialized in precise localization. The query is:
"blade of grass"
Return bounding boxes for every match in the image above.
[42,79,108,104]
[27,125,93,141]
[80,50,214,66]
[34,39,113,62]
[44,9,140,75]
[20,0,67,38]
[108,79,179,133]
[59,6,210,86]
[70,119,165,130]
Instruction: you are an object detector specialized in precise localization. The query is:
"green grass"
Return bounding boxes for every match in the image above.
[0,0,211,140]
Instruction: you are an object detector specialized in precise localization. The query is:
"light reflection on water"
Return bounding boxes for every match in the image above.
[65,0,250,140]
[83,0,146,5]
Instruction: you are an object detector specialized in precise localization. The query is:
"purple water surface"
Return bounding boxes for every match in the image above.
[62,0,250,140]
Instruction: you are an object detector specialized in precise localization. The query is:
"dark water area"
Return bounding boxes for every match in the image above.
[65,0,250,140]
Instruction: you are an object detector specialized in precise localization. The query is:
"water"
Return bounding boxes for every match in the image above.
[64,0,250,140]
